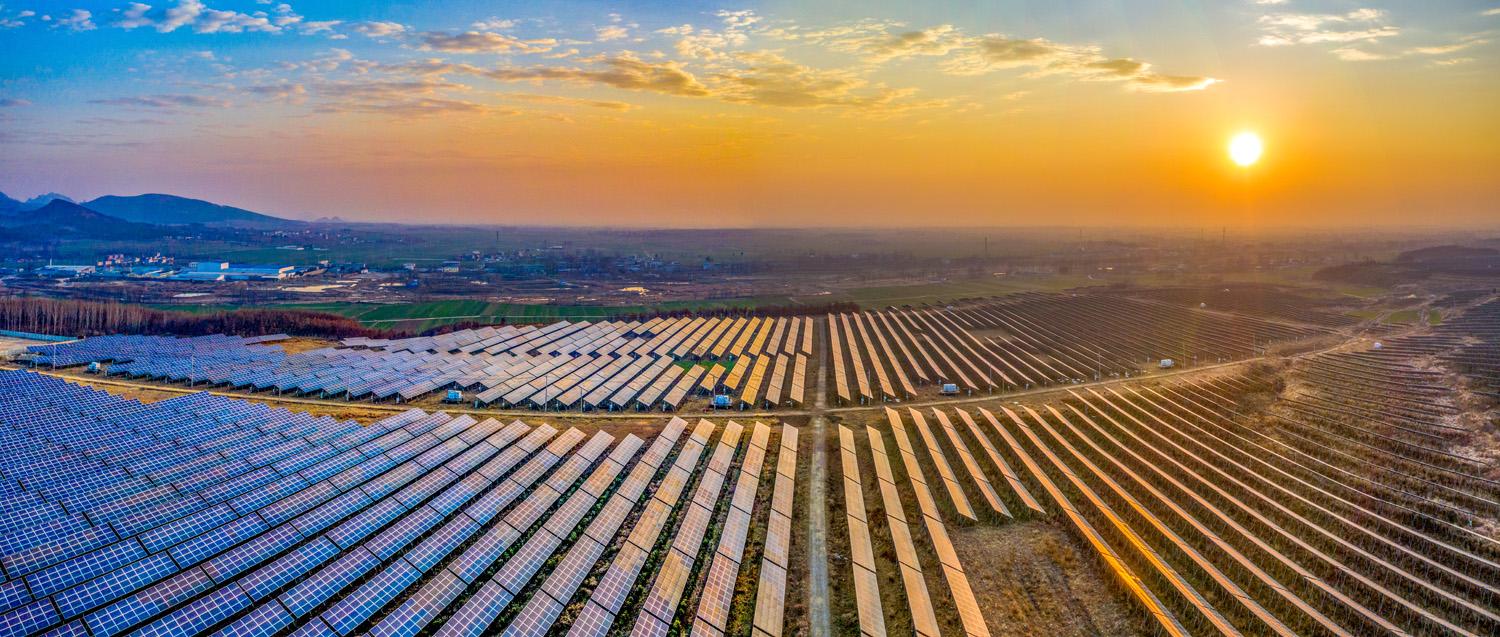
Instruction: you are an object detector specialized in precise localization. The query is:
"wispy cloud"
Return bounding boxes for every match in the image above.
[89,93,230,108]
[413,31,555,54]
[1256,8,1398,47]
[942,36,1217,91]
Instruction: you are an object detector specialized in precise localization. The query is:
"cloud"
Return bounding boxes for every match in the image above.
[414,30,555,54]
[481,57,712,97]
[595,25,628,41]
[89,93,230,108]
[116,1,278,34]
[503,93,636,111]
[1408,35,1489,55]
[350,21,405,38]
[300,20,339,35]
[943,36,1217,91]
[306,78,499,118]
[245,83,306,99]
[1484,9,1500,17]
[472,18,516,31]
[1256,8,1397,47]
[1433,57,1474,65]
[0,98,32,107]
[710,53,946,114]
[717,10,760,30]
[56,9,95,31]
[75,117,173,125]
[825,25,969,62]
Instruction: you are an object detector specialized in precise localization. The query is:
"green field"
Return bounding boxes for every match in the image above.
[1383,309,1421,323]
[1428,309,1442,324]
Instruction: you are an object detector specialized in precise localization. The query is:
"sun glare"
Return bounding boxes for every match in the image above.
[1230,133,1262,167]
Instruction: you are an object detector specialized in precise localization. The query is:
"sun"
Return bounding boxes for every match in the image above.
[1229,133,1262,167]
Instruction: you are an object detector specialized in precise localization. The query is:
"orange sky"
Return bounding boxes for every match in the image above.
[1,1,1496,227]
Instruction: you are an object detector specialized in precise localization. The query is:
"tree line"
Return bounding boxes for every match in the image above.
[0,297,386,339]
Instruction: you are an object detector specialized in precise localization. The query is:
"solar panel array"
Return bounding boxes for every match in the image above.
[0,369,811,637]
[826,291,1322,404]
[26,314,812,412]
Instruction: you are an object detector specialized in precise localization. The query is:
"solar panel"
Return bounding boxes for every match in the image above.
[237,537,340,601]
[319,558,420,635]
[430,581,512,637]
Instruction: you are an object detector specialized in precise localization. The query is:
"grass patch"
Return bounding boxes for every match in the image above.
[1347,309,1383,320]
[1383,309,1421,323]
[1428,309,1442,324]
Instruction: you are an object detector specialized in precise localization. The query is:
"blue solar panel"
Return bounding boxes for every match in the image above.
[320,559,421,635]
[298,450,367,484]
[347,460,416,499]
[38,618,89,637]
[27,540,146,598]
[365,506,442,561]
[430,580,511,637]
[395,467,458,508]
[130,582,251,637]
[327,499,407,550]
[278,547,380,618]
[445,523,517,584]
[53,552,177,619]
[197,466,278,506]
[293,489,373,537]
[258,481,339,527]
[170,515,271,576]
[238,537,340,601]
[138,503,238,553]
[368,569,465,637]
[210,596,294,637]
[425,473,486,517]
[274,445,339,476]
[403,515,479,573]
[199,522,299,583]
[83,567,213,637]
[0,579,32,615]
[3,524,117,579]
[0,598,60,636]
[229,474,311,516]
[111,494,208,538]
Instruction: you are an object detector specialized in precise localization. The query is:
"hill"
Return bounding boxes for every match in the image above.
[0,200,199,241]
[82,193,298,228]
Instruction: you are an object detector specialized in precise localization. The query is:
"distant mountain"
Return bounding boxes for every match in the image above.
[82,193,299,228]
[22,192,74,209]
[0,200,184,240]
[0,191,21,213]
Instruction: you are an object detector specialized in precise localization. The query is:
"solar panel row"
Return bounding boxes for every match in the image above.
[751,425,797,637]
[631,421,745,635]
[837,425,885,637]
[692,422,771,636]
[884,408,991,637]
[565,419,715,637]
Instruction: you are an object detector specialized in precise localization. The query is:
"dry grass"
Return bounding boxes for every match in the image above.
[951,521,1145,637]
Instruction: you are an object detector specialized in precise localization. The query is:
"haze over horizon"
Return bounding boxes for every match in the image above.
[2,0,1497,227]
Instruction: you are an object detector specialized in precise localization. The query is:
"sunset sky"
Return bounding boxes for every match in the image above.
[1,1,1496,227]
